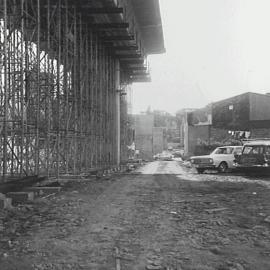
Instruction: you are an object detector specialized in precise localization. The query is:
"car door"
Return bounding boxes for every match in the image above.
[212,147,234,168]
[232,147,243,167]
[223,147,236,168]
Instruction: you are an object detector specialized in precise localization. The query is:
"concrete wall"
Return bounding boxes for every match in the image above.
[134,114,154,135]
[135,135,153,160]
[250,128,270,139]
[134,114,154,160]
[153,127,167,155]
[210,127,229,143]
[187,125,210,156]
[185,126,229,156]
[249,93,270,121]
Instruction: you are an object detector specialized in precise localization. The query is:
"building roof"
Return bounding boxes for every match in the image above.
[213,92,270,105]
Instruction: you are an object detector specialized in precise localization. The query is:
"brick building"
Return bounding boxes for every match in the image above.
[179,92,270,157]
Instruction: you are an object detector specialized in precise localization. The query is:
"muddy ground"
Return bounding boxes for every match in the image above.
[0,161,270,270]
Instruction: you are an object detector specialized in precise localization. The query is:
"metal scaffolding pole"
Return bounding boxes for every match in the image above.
[0,0,138,180]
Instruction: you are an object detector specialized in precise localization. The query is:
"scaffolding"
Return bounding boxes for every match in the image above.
[0,0,164,181]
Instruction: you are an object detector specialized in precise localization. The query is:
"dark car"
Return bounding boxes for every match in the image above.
[234,140,270,172]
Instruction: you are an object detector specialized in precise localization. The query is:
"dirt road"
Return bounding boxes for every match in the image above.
[0,161,270,270]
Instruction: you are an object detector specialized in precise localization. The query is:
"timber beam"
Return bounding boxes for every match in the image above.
[129,71,150,76]
[130,76,151,83]
[102,35,135,41]
[92,23,129,29]
[113,45,139,51]
[123,66,148,71]
[82,7,124,14]
[116,54,142,59]
[119,58,145,65]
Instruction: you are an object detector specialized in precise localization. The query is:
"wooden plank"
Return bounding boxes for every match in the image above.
[82,7,123,14]
[92,23,129,29]
[115,247,121,270]
[102,35,135,41]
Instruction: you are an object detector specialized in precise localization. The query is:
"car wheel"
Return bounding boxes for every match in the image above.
[218,162,228,173]
[196,168,204,174]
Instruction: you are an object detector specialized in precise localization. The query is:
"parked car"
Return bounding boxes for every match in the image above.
[153,153,161,160]
[190,145,243,174]
[234,140,270,171]
[160,153,173,161]
[154,151,174,161]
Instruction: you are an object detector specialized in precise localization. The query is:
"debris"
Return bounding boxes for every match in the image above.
[24,186,62,196]
[41,193,57,199]
[196,220,208,224]
[115,247,121,270]
[232,263,245,270]
[264,216,270,223]
[6,192,34,203]
[221,262,245,270]
[210,246,223,255]
[0,220,4,232]
[146,265,164,270]
[205,208,228,214]
[0,193,12,209]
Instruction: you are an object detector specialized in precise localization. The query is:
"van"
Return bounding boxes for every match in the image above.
[234,140,270,171]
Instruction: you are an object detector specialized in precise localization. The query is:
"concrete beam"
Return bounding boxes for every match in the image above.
[23,187,61,196]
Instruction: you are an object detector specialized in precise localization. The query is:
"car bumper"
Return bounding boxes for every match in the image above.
[192,164,216,169]
[233,163,270,172]
[234,163,269,168]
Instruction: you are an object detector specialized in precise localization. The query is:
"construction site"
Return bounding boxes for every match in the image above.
[1,1,270,270]
[0,0,164,181]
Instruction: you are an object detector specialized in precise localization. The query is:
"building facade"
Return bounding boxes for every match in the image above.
[179,92,270,157]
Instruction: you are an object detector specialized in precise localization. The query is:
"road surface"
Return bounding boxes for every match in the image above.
[0,161,270,270]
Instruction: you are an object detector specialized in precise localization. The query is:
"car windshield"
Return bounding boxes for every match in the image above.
[233,147,243,155]
[212,147,233,155]
[243,145,264,155]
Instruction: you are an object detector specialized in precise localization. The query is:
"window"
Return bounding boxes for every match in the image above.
[233,147,243,155]
[243,145,264,155]
[213,147,233,155]
[265,146,270,155]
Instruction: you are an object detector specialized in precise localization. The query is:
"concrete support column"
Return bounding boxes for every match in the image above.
[115,60,121,165]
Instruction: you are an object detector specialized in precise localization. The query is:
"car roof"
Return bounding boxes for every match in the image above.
[244,140,270,146]
[217,145,242,148]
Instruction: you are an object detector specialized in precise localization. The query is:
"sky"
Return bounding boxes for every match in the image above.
[132,0,270,115]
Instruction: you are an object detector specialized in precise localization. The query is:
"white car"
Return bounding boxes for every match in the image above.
[190,146,243,173]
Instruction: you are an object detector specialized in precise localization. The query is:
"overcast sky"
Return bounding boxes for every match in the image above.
[132,0,270,114]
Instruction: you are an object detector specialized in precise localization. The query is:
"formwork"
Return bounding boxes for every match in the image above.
[0,0,165,180]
